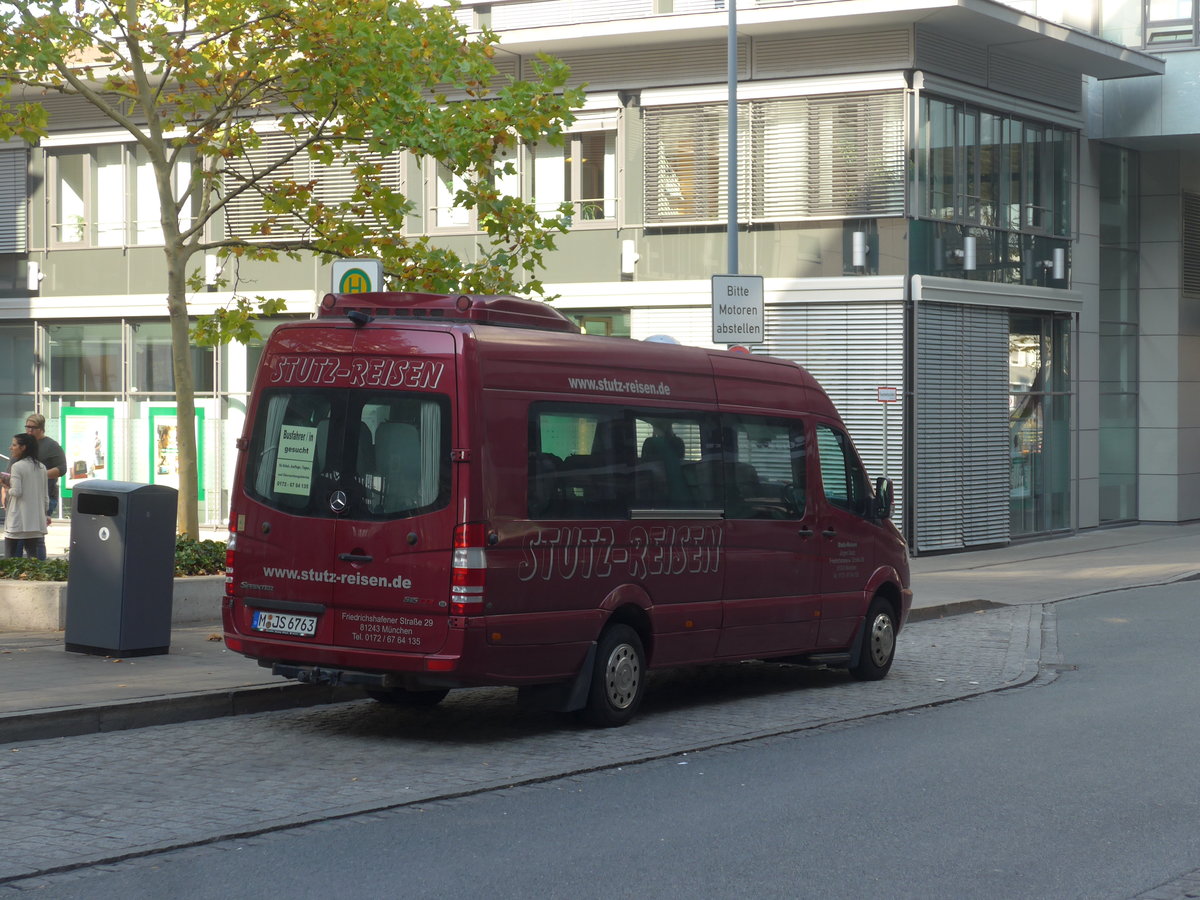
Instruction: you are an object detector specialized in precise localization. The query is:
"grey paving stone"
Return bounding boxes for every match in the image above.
[0,606,1041,884]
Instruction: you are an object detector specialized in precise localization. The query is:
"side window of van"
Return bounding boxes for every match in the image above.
[529,406,632,519]
[632,413,712,510]
[721,415,807,519]
[815,423,871,517]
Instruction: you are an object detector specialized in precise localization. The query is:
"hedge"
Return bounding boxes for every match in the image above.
[0,535,226,581]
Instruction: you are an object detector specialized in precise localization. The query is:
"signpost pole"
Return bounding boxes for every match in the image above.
[727,0,738,275]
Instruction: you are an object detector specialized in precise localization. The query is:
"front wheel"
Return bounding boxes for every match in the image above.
[580,624,646,728]
[849,598,896,681]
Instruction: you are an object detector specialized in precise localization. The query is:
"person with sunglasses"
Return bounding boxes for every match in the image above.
[23,414,67,518]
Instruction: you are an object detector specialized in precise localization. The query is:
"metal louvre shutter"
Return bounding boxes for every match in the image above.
[561,41,738,91]
[1183,193,1200,296]
[492,0,649,29]
[754,30,913,80]
[0,148,27,253]
[914,302,1010,552]
[645,92,905,226]
[223,133,403,240]
[807,93,905,217]
[761,301,906,530]
[630,307,720,349]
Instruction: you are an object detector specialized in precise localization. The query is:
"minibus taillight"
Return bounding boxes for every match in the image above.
[225,519,237,598]
[451,523,487,615]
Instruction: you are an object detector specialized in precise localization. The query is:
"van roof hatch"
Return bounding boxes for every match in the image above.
[319,292,581,334]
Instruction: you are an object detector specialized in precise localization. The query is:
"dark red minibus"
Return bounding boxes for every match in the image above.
[223,291,912,726]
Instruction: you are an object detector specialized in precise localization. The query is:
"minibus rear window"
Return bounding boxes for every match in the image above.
[244,388,451,520]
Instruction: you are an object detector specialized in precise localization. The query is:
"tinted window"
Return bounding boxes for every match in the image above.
[528,405,632,519]
[528,403,805,520]
[815,423,871,517]
[245,388,450,520]
[722,415,807,520]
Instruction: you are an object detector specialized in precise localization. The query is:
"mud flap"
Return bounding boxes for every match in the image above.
[517,643,597,713]
[847,616,866,670]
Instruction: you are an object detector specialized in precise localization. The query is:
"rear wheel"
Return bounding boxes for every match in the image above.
[849,597,896,681]
[580,624,646,727]
[365,687,450,707]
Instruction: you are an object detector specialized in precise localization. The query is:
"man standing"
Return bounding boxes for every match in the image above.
[24,414,67,517]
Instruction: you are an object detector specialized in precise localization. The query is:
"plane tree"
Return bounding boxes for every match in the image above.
[0,0,582,537]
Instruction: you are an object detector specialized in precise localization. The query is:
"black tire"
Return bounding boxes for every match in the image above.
[849,597,896,681]
[580,624,646,727]
[365,687,450,707]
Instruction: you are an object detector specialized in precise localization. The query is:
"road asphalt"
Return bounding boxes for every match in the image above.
[2,520,1198,745]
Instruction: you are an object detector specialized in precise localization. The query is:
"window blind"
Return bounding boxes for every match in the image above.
[0,149,28,253]
[644,91,905,226]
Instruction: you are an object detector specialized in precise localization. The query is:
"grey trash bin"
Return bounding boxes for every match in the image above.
[64,481,178,657]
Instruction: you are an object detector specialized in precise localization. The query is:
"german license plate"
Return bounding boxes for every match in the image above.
[252,611,318,637]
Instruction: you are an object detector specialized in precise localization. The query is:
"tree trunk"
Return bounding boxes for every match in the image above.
[165,248,200,539]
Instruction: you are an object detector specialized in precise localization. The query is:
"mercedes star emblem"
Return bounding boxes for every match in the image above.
[329,490,348,513]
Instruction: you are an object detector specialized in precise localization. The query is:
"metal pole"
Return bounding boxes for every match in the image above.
[727,0,738,275]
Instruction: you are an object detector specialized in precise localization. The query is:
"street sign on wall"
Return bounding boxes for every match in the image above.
[711,274,764,345]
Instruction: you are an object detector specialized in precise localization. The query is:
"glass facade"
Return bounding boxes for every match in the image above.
[911,97,1073,286]
[1010,313,1072,536]
[1098,145,1140,523]
[0,322,37,445]
[4,318,291,523]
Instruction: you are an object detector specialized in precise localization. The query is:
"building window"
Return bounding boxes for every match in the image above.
[429,161,473,230]
[131,321,215,394]
[532,128,617,223]
[915,98,1074,239]
[223,131,404,240]
[0,322,36,441]
[912,98,1074,285]
[429,117,618,233]
[1009,312,1071,536]
[48,144,197,248]
[1145,0,1198,45]
[645,92,904,226]
[568,310,630,337]
[47,322,124,393]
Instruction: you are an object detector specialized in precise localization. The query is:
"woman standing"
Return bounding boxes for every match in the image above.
[2,433,49,559]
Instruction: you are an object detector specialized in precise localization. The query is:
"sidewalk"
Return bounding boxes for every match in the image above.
[3,521,1198,745]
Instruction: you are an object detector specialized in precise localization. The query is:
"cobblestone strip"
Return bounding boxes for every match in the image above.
[0,606,1043,884]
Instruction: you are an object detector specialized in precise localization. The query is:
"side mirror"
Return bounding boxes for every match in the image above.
[874,476,894,520]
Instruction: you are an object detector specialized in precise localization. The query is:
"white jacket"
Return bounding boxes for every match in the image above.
[4,456,49,539]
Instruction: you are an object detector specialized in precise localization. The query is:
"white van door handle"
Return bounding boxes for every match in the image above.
[797,527,814,538]
[822,528,837,539]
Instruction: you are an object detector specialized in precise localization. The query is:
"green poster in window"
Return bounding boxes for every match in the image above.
[60,407,115,499]
[148,407,206,499]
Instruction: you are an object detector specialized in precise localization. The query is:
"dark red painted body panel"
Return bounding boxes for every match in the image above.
[223,294,912,694]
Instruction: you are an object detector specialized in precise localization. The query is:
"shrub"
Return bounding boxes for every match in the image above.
[0,557,70,581]
[0,536,227,580]
[173,535,228,576]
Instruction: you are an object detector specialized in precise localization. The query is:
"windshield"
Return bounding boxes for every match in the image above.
[244,387,451,520]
